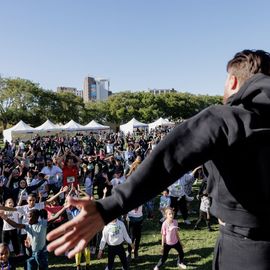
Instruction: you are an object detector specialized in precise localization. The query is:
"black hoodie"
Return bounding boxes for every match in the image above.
[96,73,270,228]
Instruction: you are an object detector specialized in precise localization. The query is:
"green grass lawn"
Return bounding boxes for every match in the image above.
[17,208,218,269]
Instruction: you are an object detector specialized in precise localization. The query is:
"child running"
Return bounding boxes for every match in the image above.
[154,207,186,270]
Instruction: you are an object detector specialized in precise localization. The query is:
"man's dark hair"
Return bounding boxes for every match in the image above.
[227,49,270,87]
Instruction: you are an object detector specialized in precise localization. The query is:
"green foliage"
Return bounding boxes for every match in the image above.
[0,76,222,129]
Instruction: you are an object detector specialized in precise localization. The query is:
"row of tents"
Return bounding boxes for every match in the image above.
[3,117,175,143]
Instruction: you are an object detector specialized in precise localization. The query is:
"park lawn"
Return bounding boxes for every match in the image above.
[17,211,218,270]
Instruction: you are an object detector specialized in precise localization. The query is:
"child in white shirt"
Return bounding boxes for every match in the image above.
[98,218,132,270]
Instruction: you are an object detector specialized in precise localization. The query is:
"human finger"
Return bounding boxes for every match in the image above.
[67,238,89,258]
[53,223,95,256]
[47,218,78,242]
[47,227,76,252]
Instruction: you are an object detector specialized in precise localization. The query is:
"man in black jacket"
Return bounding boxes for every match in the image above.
[47,50,270,270]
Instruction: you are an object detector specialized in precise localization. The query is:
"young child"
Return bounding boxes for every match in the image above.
[0,187,68,255]
[98,218,132,270]
[65,188,91,270]
[194,191,212,231]
[0,243,16,270]
[2,198,21,256]
[154,208,186,270]
[0,209,48,270]
[159,189,171,223]
[127,205,143,260]
[84,170,94,197]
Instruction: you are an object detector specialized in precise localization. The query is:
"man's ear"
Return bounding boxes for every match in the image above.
[231,75,238,90]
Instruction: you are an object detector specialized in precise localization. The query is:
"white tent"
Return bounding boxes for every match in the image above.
[62,120,86,131]
[3,120,36,143]
[120,118,148,135]
[35,119,62,132]
[148,117,175,130]
[84,120,110,130]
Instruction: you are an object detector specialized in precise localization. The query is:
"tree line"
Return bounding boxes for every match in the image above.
[0,77,222,130]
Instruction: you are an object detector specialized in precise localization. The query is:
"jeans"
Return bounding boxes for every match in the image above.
[27,248,48,270]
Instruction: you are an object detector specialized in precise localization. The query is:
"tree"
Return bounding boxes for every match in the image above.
[0,77,44,128]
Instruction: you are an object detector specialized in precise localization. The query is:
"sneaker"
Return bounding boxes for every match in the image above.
[184,219,191,225]
[154,266,159,270]
[178,262,187,269]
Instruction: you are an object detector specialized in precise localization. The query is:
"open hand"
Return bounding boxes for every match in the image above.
[47,196,105,258]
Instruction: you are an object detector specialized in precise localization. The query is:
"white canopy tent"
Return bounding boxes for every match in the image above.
[120,118,148,135]
[3,120,36,143]
[62,120,86,131]
[35,119,63,135]
[148,117,175,130]
[84,120,110,131]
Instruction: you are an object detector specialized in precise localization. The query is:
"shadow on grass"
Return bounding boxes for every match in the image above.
[185,247,214,270]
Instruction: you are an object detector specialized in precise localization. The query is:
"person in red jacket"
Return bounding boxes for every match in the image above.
[59,149,81,189]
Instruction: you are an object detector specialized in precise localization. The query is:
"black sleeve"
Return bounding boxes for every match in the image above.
[26,180,46,193]
[96,106,229,224]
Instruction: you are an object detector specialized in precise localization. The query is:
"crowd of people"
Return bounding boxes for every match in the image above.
[0,126,208,270]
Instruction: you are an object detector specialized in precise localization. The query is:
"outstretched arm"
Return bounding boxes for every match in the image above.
[46,106,230,258]
[0,205,17,212]
[0,211,25,229]
[46,186,69,205]
[48,204,68,223]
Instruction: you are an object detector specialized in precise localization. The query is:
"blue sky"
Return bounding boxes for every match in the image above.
[1,0,270,96]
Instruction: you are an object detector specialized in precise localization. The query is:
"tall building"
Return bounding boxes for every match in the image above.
[83,76,110,102]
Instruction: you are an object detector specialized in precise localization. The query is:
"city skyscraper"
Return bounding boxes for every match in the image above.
[83,76,110,102]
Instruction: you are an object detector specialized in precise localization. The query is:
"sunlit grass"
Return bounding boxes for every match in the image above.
[17,185,219,269]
